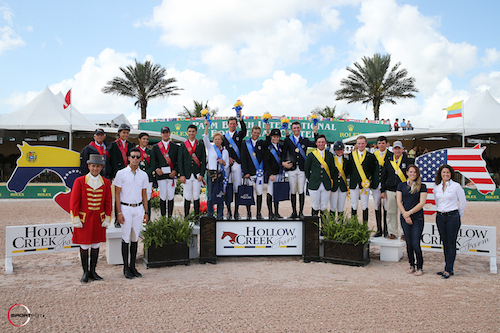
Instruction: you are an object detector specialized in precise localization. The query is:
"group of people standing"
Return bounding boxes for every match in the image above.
[71,117,466,282]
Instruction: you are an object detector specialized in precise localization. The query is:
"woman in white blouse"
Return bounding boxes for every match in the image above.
[204,119,230,219]
[433,164,466,279]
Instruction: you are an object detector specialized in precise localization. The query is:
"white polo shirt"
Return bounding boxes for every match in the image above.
[113,165,148,205]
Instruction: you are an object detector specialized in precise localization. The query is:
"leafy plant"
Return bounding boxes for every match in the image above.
[142,215,193,249]
[320,212,372,245]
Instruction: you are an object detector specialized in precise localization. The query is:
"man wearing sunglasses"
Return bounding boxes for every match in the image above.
[113,147,149,279]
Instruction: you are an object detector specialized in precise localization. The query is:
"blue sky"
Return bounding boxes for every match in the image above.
[1,0,499,128]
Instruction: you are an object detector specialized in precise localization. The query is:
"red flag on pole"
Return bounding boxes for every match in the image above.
[63,89,71,109]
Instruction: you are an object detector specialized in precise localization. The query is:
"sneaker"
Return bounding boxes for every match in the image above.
[407,266,416,274]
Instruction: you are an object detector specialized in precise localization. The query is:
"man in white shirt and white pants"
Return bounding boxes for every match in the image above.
[114,147,149,279]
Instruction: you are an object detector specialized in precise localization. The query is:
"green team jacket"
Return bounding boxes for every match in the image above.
[138,146,156,183]
[304,150,335,191]
[347,150,376,189]
[177,139,206,178]
[332,155,350,192]
[371,149,394,189]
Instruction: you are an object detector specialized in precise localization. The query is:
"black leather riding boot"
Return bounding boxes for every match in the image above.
[160,199,167,217]
[89,248,103,280]
[130,241,142,278]
[121,240,134,279]
[80,248,90,283]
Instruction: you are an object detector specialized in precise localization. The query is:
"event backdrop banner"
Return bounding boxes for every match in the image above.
[139,117,389,142]
[216,221,303,256]
[0,185,68,199]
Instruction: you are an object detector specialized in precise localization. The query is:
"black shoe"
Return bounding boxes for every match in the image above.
[298,212,304,219]
[288,212,298,219]
[373,231,383,237]
[256,213,263,220]
[234,212,241,220]
[226,213,233,220]
[437,271,454,276]
[81,272,90,283]
[130,267,142,278]
[124,267,135,279]
[114,220,121,228]
[275,214,283,219]
[246,212,252,220]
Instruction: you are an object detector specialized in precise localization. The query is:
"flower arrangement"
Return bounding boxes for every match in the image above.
[201,108,212,125]
[232,99,243,117]
[262,112,272,124]
[310,113,319,126]
[280,117,290,130]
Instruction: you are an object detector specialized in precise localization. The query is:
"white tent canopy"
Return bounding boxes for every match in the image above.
[83,113,132,128]
[1,87,96,132]
[343,90,500,144]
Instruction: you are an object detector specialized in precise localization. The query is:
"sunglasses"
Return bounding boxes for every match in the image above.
[130,155,142,159]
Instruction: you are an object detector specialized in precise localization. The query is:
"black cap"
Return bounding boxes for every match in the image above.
[333,141,344,150]
[118,123,131,132]
[94,128,105,135]
[161,126,170,133]
[270,129,281,137]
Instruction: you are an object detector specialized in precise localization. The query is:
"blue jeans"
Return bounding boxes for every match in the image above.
[401,214,424,269]
[206,172,223,218]
[436,211,461,273]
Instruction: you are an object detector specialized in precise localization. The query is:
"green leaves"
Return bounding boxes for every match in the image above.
[142,215,194,249]
[320,212,372,246]
[335,53,418,120]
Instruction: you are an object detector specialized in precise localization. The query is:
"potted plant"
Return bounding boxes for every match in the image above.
[320,213,372,266]
[142,215,193,268]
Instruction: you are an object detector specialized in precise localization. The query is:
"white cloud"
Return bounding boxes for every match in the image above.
[482,48,500,66]
[0,5,25,53]
[470,71,500,98]
[143,0,351,79]
[352,0,477,96]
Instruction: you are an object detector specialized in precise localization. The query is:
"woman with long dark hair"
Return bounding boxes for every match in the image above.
[433,164,467,279]
[396,165,428,276]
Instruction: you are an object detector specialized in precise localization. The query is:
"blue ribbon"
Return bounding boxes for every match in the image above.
[280,122,288,130]
[313,118,319,126]
[225,132,240,159]
[213,145,228,191]
[268,144,284,181]
[246,139,264,184]
[232,105,242,118]
[291,135,307,160]
[205,114,212,125]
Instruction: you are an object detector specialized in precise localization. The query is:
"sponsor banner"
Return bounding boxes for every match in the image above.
[217,221,303,256]
[421,223,496,257]
[139,117,389,143]
[464,188,500,201]
[6,223,78,258]
[0,185,69,199]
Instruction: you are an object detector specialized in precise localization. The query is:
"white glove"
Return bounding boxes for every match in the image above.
[101,216,112,228]
[73,217,83,228]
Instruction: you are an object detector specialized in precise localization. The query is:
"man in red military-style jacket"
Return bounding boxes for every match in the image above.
[71,154,112,283]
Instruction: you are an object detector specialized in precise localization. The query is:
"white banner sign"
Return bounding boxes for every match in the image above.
[216,221,303,256]
[6,223,78,258]
[421,223,496,257]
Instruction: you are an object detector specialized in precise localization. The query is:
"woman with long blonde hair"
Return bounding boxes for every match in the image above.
[396,165,428,276]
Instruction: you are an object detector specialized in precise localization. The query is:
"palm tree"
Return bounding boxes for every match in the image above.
[178,100,219,118]
[310,105,349,119]
[335,53,418,120]
[102,59,182,119]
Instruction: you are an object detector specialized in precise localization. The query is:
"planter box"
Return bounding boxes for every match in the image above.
[323,240,370,267]
[143,242,190,268]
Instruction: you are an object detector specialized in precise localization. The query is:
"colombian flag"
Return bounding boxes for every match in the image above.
[446,101,462,119]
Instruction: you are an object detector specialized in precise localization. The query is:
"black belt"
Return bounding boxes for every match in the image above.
[437,210,458,216]
[121,202,142,207]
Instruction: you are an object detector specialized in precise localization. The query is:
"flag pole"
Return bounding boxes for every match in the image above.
[461,99,465,148]
[69,90,73,151]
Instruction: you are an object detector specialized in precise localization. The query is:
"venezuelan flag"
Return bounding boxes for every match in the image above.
[446,101,462,119]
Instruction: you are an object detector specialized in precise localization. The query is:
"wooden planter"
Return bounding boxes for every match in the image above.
[323,240,370,267]
[143,242,190,268]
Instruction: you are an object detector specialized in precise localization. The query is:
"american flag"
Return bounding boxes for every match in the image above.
[415,144,495,215]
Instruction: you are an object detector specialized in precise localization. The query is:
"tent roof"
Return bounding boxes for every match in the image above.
[83,113,132,127]
[0,87,96,132]
[343,90,500,144]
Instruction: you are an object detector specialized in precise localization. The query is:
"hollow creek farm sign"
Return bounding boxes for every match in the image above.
[139,116,389,143]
